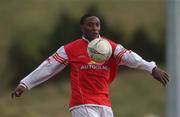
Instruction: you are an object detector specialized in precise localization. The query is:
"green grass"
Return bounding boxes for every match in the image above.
[0,70,166,117]
[111,69,166,117]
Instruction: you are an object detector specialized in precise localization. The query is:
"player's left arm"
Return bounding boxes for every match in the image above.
[114,44,169,86]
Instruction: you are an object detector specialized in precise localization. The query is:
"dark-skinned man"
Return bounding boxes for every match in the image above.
[12,14,169,117]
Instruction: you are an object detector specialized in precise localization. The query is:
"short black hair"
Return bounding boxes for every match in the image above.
[80,14,97,25]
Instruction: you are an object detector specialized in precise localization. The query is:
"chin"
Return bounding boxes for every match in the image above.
[93,35,99,39]
[85,35,99,41]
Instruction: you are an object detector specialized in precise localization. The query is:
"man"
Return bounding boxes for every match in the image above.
[12,14,169,117]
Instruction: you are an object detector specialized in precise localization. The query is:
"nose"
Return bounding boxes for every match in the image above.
[92,24,98,31]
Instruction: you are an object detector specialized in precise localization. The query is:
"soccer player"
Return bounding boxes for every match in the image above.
[12,14,169,117]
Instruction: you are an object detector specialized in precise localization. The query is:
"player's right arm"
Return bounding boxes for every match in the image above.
[11,46,68,98]
[113,44,169,86]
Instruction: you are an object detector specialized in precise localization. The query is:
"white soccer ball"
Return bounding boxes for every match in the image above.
[87,37,112,63]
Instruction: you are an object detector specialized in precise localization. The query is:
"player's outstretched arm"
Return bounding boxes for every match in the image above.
[114,44,169,86]
[151,66,169,87]
[11,46,69,99]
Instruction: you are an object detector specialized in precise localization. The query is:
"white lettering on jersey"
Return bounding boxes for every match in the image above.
[80,64,110,70]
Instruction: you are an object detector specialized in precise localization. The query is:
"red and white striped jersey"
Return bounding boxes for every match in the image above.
[20,36,156,109]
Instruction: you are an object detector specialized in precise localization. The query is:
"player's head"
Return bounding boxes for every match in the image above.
[80,14,101,41]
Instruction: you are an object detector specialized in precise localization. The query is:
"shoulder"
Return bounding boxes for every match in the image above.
[64,38,88,55]
[64,38,84,49]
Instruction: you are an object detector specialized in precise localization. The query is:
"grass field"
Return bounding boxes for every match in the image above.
[0,69,166,117]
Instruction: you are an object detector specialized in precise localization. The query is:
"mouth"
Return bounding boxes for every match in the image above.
[84,32,99,41]
[92,32,99,37]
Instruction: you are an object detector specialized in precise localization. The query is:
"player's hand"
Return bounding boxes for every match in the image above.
[11,84,27,99]
[152,67,169,87]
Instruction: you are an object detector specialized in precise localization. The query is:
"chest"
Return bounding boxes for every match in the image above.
[65,40,114,69]
[66,42,91,64]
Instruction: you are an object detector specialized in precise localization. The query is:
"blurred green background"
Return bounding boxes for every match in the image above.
[0,0,167,117]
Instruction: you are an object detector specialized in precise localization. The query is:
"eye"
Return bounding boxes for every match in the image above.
[96,23,100,27]
[87,23,93,27]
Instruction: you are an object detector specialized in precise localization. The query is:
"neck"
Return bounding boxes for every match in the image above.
[83,35,100,41]
[83,35,93,41]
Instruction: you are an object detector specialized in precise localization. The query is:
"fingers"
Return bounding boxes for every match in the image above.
[164,72,169,82]
[15,90,22,97]
[11,86,25,99]
[160,75,167,87]
[159,75,166,87]
[159,73,169,87]
[11,90,22,99]
[152,67,169,87]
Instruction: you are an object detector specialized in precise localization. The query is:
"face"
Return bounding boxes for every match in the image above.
[81,16,101,41]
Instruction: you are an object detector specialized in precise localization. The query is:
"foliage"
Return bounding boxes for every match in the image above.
[8,5,125,87]
[3,2,165,88]
[0,1,166,116]
[128,26,165,62]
